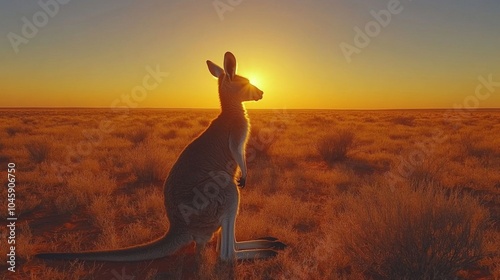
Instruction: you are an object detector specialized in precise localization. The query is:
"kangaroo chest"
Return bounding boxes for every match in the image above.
[235,121,248,145]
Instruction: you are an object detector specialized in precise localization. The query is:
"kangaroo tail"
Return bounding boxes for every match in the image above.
[36,230,192,262]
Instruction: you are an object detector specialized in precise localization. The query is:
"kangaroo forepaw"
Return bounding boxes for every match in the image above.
[237,177,246,188]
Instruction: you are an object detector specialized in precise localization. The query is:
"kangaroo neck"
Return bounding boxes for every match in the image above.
[219,101,247,121]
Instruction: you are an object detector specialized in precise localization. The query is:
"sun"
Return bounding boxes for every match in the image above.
[247,73,264,88]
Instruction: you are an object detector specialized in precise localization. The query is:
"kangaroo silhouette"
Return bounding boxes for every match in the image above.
[36,52,285,262]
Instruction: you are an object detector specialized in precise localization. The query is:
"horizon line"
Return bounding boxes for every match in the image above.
[0,106,499,111]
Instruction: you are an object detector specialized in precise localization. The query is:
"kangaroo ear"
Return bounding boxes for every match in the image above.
[223,52,237,81]
[207,60,224,78]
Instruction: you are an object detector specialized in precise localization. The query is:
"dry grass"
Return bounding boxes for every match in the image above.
[338,184,489,279]
[160,129,178,140]
[5,125,30,136]
[127,141,171,184]
[66,169,117,206]
[127,127,151,145]
[25,137,52,164]
[0,108,498,279]
[460,132,496,160]
[407,157,444,190]
[391,115,416,126]
[318,129,356,163]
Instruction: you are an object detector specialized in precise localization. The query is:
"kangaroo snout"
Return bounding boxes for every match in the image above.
[255,90,264,101]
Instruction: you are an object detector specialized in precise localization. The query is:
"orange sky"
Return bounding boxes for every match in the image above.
[1,1,499,109]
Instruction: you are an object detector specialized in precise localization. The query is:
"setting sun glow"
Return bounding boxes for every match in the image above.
[1,1,499,109]
[1,2,499,278]
[247,74,263,89]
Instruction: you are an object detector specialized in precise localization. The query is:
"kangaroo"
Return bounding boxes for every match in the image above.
[36,52,285,262]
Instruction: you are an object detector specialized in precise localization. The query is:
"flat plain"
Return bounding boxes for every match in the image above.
[0,108,498,280]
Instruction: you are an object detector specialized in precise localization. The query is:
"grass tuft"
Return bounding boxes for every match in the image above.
[128,142,170,184]
[460,132,495,159]
[317,129,355,164]
[26,138,52,163]
[160,129,178,140]
[6,125,26,136]
[391,115,415,126]
[127,127,151,145]
[338,184,489,280]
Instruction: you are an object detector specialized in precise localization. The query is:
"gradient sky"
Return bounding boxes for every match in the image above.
[1,0,499,109]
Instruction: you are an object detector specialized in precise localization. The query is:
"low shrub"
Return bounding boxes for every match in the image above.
[337,184,489,280]
[26,138,52,163]
[318,129,355,163]
[128,142,170,184]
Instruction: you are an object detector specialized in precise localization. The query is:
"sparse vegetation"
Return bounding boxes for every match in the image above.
[67,170,117,206]
[318,129,355,163]
[391,115,415,126]
[171,118,193,128]
[460,132,495,159]
[337,184,489,279]
[5,125,25,136]
[127,127,151,145]
[247,125,278,160]
[198,119,210,127]
[1,108,498,279]
[407,158,443,190]
[161,129,178,140]
[128,142,170,184]
[26,137,52,163]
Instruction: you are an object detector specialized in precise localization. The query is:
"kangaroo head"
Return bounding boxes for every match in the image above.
[207,52,264,104]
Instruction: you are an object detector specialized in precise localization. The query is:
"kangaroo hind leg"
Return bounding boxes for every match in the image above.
[219,214,284,261]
